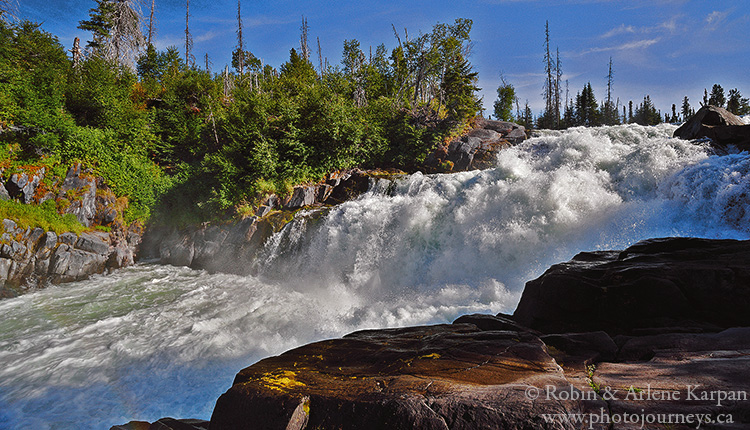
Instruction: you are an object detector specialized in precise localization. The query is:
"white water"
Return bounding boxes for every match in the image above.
[2,123,750,429]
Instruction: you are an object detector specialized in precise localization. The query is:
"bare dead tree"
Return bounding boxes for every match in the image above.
[236,0,244,75]
[108,0,145,69]
[554,47,562,127]
[147,0,155,46]
[185,0,193,67]
[71,37,83,68]
[0,0,18,22]
[317,36,323,75]
[300,16,310,61]
[205,52,211,73]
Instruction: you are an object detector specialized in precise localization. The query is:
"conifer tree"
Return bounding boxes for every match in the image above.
[708,84,726,108]
[681,96,691,122]
[727,88,750,115]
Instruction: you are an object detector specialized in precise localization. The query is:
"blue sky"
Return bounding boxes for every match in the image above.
[17,0,750,118]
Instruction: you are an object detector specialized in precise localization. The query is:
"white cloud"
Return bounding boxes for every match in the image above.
[705,10,730,31]
[601,24,636,39]
[574,38,660,56]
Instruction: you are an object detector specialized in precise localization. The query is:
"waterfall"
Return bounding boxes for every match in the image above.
[1,123,749,429]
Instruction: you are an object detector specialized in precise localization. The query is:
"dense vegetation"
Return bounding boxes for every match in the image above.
[0,16,481,225]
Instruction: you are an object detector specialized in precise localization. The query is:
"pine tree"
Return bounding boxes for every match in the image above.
[681,96,691,122]
[708,84,726,108]
[78,0,115,52]
[633,95,661,125]
[78,0,144,67]
[727,88,750,115]
[554,47,562,127]
[601,57,619,125]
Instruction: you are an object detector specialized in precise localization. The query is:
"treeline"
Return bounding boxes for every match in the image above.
[493,21,750,130]
[0,3,481,223]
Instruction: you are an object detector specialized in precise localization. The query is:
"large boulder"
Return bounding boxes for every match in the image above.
[210,324,601,430]
[673,105,750,151]
[513,237,750,335]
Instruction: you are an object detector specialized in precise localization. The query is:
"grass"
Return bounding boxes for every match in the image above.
[0,198,85,235]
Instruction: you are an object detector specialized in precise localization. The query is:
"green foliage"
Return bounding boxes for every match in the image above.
[1,16,486,226]
[727,88,750,116]
[0,198,85,235]
[708,84,726,108]
[633,95,662,126]
[493,79,515,121]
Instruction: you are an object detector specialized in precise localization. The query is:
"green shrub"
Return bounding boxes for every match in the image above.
[0,198,85,235]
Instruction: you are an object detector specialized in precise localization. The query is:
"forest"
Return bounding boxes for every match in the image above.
[0,2,481,225]
[1,3,748,228]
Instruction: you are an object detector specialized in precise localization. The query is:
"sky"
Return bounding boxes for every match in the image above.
[16,0,750,118]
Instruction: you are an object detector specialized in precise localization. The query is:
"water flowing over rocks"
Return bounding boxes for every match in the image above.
[204,237,750,430]
[673,105,750,151]
[141,169,404,273]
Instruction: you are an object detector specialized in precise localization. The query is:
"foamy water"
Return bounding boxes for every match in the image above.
[1,123,749,429]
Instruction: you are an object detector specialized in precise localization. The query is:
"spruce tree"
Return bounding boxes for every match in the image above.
[708,84,726,108]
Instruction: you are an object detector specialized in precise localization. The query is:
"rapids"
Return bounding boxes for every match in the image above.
[2,123,749,429]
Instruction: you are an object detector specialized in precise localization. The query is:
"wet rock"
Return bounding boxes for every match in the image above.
[75,232,110,254]
[324,170,371,205]
[284,185,318,209]
[513,237,750,335]
[453,312,536,333]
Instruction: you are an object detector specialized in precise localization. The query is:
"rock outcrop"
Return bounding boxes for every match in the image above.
[426,118,526,173]
[207,237,750,430]
[513,237,750,335]
[673,105,750,151]
[0,219,141,298]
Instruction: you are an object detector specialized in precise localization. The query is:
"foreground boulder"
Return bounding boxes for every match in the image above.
[513,237,750,335]
[673,105,750,151]
[210,324,603,430]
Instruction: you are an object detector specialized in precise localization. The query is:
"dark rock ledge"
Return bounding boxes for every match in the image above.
[118,237,750,429]
[674,105,750,151]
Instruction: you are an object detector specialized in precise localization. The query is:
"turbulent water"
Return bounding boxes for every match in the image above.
[2,123,750,429]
